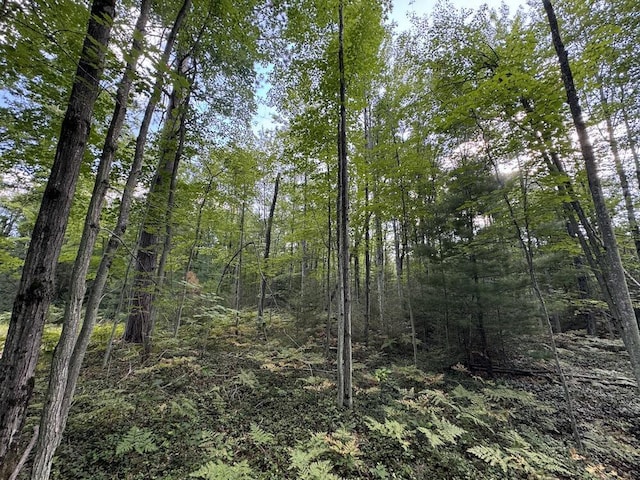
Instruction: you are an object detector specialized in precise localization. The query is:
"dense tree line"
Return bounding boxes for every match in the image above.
[1,0,639,477]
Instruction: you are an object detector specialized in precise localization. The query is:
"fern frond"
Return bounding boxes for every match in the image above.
[189,460,254,479]
[482,386,535,405]
[365,417,411,450]
[115,426,158,456]
[249,423,275,446]
[468,444,509,473]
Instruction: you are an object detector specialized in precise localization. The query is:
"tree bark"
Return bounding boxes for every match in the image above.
[29,3,151,477]
[38,4,191,463]
[176,171,215,335]
[0,0,115,471]
[336,0,352,409]
[234,201,246,336]
[125,53,191,346]
[375,214,385,333]
[543,0,640,388]
[147,86,190,352]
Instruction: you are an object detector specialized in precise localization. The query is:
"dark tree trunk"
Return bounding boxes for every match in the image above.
[0,0,116,471]
[125,54,191,346]
[336,0,352,409]
[258,173,281,329]
[48,3,190,465]
[234,202,246,336]
[543,0,640,388]
[30,2,151,477]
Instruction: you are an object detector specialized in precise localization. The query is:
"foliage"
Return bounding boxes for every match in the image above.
[189,460,254,479]
[115,426,159,456]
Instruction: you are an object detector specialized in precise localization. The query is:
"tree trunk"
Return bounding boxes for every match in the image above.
[619,87,640,192]
[125,53,191,346]
[364,204,371,346]
[234,202,246,336]
[0,0,115,472]
[176,171,215,335]
[479,120,584,449]
[543,0,640,388]
[375,215,385,333]
[29,3,151,477]
[147,88,189,352]
[325,173,333,358]
[336,0,352,409]
[599,84,640,262]
[47,2,190,465]
[258,173,281,330]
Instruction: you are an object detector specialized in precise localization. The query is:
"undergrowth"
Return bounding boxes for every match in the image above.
[2,312,636,479]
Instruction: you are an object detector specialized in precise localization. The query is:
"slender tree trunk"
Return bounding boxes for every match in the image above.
[491,152,583,451]
[301,174,308,302]
[336,0,352,409]
[520,97,616,333]
[392,219,403,299]
[46,4,191,467]
[363,105,373,345]
[364,208,371,346]
[544,0,640,388]
[325,176,333,358]
[599,84,640,262]
[619,87,640,191]
[176,172,215,335]
[438,237,451,349]
[29,4,150,477]
[258,173,281,330]
[235,202,246,336]
[125,53,191,346]
[0,0,115,473]
[375,214,385,333]
[147,90,189,352]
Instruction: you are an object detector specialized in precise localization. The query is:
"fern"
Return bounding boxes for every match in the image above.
[417,415,466,448]
[195,430,235,461]
[115,426,158,456]
[468,445,510,473]
[189,460,254,479]
[323,427,362,470]
[290,443,339,480]
[169,395,199,420]
[482,386,535,405]
[365,417,410,450]
[249,423,274,446]
[235,369,259,389]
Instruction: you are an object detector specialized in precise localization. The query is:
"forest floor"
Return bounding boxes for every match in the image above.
[4,313,640,479]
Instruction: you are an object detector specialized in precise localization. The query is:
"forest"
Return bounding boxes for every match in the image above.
[0,0,639,478]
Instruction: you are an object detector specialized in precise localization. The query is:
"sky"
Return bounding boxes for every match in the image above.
[252,0,529,132]
[390,0,526,30]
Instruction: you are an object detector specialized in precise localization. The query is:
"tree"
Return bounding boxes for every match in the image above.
[542,0,640,388]
[30,2,152,477]
[124,51,193,348]
[0,0,116,472]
